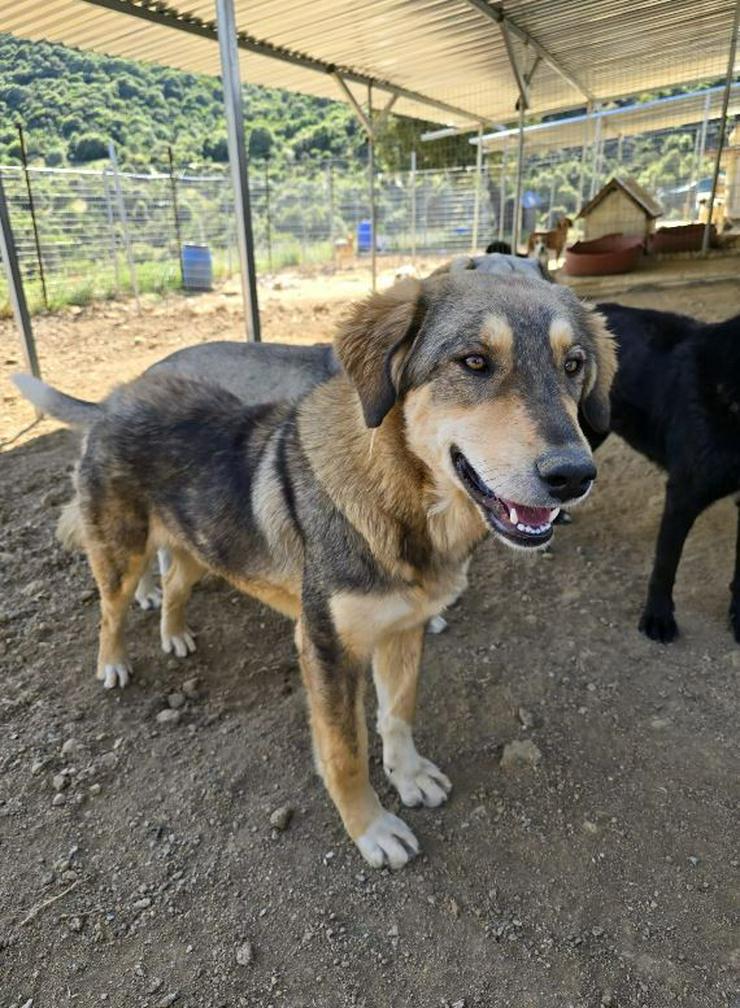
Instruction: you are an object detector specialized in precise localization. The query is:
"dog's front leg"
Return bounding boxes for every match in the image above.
[640,482,699,643]
[729,497,740,643]
[296,615,419,870]
[373,625,451,807]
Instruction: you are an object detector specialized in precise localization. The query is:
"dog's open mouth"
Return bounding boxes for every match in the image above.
[451,447,559,548]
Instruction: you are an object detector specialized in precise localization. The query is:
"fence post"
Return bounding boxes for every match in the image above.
[578,101,592,212]
[498,148,507,241]
[326,160,335,253]
[0,172,40,380]
[264,157,273,273]
[512,104,525,252]
[108,141,140,310]
[16,123,48,310]
[167,146,184,287]
[471,126,483,252]
[410,149,417,260]
[702,1,739,254]
[102,169,121,293]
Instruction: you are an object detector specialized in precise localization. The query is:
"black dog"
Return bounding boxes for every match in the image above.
[580,303,740,643]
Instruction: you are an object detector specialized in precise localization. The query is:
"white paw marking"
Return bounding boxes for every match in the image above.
[385,756,452,808]
[161,630,196,658]
[356,811,419,870]
[426,614,448,634]
[135,584,162,611]
[97,662,131,689]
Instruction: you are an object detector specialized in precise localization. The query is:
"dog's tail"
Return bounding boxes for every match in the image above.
[11,373,102,428]
[56,497,85,551]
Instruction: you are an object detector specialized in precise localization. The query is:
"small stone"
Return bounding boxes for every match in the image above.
[500,739,542,769]
[132,897,152,910]
[426,615,448,634]
[517,706,535,729]
[61,738,81,757]
[600,992,613,1006]
[69,916,83,933]
[52,774,69,792]
[688,856,699,866]
[89,783,102,796]
[451,1000,466,1008]
[52,793,67,807]
[156,994,179,1008]
[235,940,254,966]
[99,752,117,769]
[156,709,181,726]
[583,819,599,834]
[31,759,46,776]
[167,692,186,710]
[269,805,294,831]
[387,924,399,938]
[22,579,45,598]
[80,589,94,603]
[182,677,200,698]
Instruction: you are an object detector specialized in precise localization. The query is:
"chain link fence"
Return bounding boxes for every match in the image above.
[0,110,733,315]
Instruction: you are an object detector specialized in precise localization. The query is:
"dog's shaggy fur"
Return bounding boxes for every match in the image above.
[583,302,740,643]
[15,273,614,868]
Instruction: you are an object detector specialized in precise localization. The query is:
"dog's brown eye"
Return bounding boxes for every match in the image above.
[462,354,488,372]
[564,356,584,376]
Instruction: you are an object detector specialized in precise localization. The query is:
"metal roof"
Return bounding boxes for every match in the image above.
[0,0,738,128]
[475,84,740,154]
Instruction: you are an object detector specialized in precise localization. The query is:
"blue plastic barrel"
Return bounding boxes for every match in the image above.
[356,219,372,254]
[181,243,213,291]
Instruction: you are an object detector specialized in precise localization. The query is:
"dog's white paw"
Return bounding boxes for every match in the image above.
[356,811,419,870]
[97,662,131,689]
[386,756,451,808]
[135,585,162,611]
[161,630,196,658]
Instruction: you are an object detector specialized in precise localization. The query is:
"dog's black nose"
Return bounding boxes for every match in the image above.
[537,451,596,502]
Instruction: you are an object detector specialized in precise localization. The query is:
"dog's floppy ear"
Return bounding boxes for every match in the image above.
[581,306,617,433]
[335,278,425,428]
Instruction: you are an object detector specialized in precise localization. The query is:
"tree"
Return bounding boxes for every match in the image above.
[69,133,108,162]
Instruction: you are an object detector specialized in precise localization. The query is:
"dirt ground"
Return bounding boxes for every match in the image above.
[1,263,739,1007]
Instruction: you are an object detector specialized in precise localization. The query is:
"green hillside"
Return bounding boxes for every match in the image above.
[0,33,463,174]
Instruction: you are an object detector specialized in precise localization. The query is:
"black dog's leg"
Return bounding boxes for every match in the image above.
[729,497,740,643]
[639,482,699,643]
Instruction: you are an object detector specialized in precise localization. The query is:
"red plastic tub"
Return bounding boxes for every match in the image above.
[564,234,643,276]
[649,223,717,254]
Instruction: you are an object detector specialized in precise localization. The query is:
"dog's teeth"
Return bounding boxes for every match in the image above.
[516,522,526,532]
[548,508,561,521]
[509,506,518,525]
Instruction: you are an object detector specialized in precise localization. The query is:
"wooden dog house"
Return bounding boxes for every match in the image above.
[577,177,663,242]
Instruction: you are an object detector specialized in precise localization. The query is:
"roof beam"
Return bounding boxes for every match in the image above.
[464,0,594,103]
[80,0,492,127]
[499,19,529,109]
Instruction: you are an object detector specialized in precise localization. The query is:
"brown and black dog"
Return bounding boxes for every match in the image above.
[527,216,572,262]
[14,272,615,869]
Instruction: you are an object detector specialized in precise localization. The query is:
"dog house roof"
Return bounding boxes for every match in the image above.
[577,177,664,221]
[0,0,736,129]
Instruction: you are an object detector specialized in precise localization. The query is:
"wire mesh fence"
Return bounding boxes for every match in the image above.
[0,104,734,315]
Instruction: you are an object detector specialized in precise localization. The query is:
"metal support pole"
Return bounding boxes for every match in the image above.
[17,123,48,310]
[512,104,525,252]
[167,145,184,287]
[703,9,737,258]
[498,148,507,241]
[410,149,417,259]
[102,169,120,292]
[0,173,40,379]
[216,0,260,340]
[368,83,377,292]
[547,160,556,228]
[471,126,483,251]
[108,140,140,311]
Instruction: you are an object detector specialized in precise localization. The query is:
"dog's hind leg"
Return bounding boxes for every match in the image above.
[87,541,150,688]
[639,482,699,643]
[296,615,419,870]
[373,626,451,808]
[729,497,740,643]
[160,547,204,657]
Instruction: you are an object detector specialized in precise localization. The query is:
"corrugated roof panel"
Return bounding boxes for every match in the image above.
[0,0,736,128]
